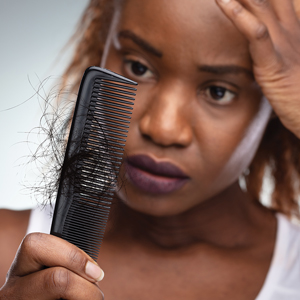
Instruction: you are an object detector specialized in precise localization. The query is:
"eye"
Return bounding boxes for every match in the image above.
[124,60,154,80]
[205,86,236,105]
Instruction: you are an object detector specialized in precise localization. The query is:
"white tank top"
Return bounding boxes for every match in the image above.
[26,207,300,299]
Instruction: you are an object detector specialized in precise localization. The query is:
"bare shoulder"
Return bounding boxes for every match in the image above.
[0,209,31,286]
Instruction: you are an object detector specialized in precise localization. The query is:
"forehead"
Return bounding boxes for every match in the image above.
[117,0,251,69]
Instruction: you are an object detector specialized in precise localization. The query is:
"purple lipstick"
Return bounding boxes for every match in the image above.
[125,154,189,194]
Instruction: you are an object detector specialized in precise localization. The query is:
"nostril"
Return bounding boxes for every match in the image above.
[142,133,152,142]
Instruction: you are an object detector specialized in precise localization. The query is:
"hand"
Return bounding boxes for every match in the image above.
[216,0,300,138]
[0,233,104,299]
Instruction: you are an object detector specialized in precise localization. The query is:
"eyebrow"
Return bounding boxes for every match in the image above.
[118,30,163,58]
[118,30,252,78]
[199,65,254,79]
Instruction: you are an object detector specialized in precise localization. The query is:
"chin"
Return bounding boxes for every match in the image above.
[115,185,200,217]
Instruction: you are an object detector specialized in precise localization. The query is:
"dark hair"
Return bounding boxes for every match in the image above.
[60,0,300,219]
[247,118,300,218]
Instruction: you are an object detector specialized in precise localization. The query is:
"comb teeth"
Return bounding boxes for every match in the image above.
[51,67,137,261]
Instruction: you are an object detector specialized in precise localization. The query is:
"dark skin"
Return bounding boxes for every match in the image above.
[96,184,276,299]
[1,0,300,299]
[0,210,30,280]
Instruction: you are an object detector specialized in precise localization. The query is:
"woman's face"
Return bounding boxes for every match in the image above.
[102,0,267,216]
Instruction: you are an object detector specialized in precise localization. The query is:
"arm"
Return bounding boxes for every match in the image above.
[0,209,30,285]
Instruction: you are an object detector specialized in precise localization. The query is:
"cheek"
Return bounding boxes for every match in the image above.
[188,96,257,173]
[187,95,271,195]
[214,97,272,188]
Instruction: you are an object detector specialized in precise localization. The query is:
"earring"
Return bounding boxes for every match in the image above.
[238,168,249,192]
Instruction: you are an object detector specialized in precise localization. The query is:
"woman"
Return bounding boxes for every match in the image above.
[1,0,300,299]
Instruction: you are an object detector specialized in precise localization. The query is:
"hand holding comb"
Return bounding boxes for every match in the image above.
[50,67,137,261]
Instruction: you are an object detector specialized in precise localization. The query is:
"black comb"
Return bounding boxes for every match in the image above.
[50,66,137,261]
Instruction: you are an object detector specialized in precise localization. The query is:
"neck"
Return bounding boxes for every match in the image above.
[109,182,273,249]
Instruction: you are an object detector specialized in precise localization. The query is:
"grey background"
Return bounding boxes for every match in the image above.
[0,0,89,209]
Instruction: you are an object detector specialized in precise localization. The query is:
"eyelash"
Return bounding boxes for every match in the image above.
[202,85,237,106]
[123,59,154,81]
[123,58,237,105]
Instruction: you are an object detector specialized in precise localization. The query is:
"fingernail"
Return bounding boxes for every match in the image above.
[85,261,105,282]
[218,0,231,3]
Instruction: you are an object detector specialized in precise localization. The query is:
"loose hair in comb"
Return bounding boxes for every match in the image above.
[50,67,137,261]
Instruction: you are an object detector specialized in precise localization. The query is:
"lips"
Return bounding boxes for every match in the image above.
[125,154,189,194]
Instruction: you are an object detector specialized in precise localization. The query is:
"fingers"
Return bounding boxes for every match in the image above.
[218,0,299,31]
[2,267,104,300]
[216,0,280,68]
[241,0,278,27]
[241,0,299,28]
[1,233,105,299]
[268,0,299,24]
[9,233,104,283]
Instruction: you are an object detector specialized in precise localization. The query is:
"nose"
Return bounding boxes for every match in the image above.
[138,82,193,147]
